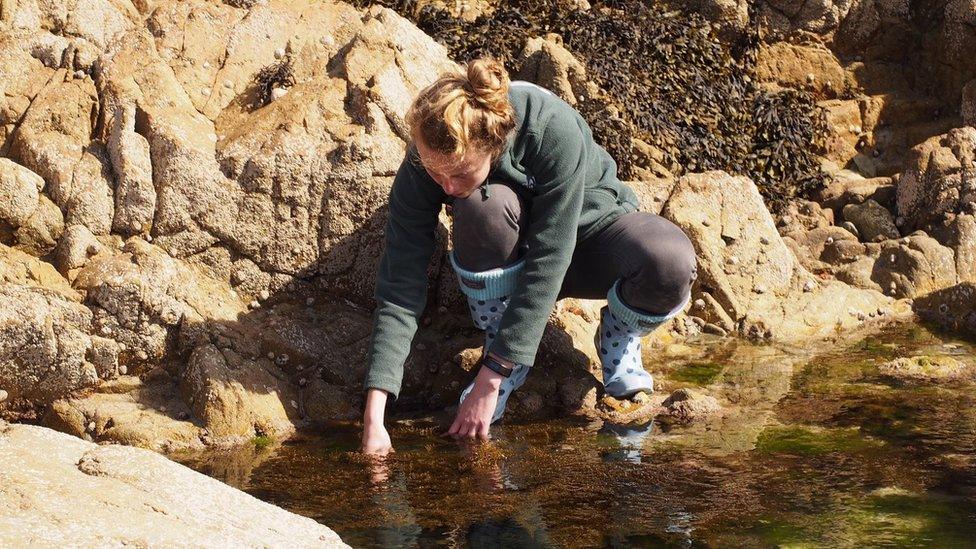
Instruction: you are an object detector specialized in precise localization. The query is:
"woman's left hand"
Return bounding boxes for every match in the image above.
[447,366,504,439]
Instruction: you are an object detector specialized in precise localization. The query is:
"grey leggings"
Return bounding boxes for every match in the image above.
[452,183,697,316]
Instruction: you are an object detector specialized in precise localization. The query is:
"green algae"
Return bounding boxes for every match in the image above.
[669,361,723,386]
[251,435,275,449]
[755,425,883,456]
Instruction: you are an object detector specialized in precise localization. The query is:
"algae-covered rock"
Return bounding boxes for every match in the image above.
[662,388,721,422]
[878,356,971,384]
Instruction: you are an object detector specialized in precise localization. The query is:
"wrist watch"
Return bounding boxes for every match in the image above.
[480,353,514,378]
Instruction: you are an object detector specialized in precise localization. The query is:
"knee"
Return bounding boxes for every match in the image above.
[452,183,525,271]
[628,219,697,311]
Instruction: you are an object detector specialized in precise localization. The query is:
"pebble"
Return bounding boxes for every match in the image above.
[87,422,96,432]
[320,35,335,46]
[259,290,270,301]
[145,234,153,242]
[203,61,210,69]
[841,221,859,237]
[136,350,148,360]
[902,237,910,244]
[299,378,308,387]
[728,255,739,265]
[274,47,286,59]
[86,244,99,256]
[276,354,289,366]
[889,254,897,264]
[0,389,7,403]
[74,69,85,79]
[825,236,834,244]
[177,411,189,420]
[100,325,112,335]
[759,236,770,245]
[201,88,210,96]
[939,303,950,313]
[267,351,275,360]
[249,300,260,309]
[753,285,765,294]
[701,219,710,227]
[803,280,815,292]
[693,298,706,310]
[895,216,905,227]
[290,400,298,409]
[118,365,127,375]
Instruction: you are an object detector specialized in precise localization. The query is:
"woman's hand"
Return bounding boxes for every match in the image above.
[447,365,504,439]
[361,388,394,456]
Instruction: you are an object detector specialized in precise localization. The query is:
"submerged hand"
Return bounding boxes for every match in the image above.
[447,366,504,439]
[362,421,394,456]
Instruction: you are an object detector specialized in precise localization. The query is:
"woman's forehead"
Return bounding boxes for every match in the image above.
[416,144,485,172]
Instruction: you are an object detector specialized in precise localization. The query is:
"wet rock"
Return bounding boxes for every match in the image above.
[896,127,976,231]
[842,199,900,241]
[663,387,721,422]
[879,356,972,384]
[0,422,346,545]
[0,159,43,228]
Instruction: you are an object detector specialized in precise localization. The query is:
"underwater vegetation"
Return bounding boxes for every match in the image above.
[352,0,831,208]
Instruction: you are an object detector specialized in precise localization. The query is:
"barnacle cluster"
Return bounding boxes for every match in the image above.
[353,0,830,207]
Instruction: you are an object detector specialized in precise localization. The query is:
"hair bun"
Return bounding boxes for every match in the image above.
[466,58,510,115]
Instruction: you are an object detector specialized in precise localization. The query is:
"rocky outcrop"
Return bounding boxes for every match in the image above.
[0,421,347,547]
[661,171,901,341]
[896,127,976,232]
[879,355,972,384]
[914,282,976,340]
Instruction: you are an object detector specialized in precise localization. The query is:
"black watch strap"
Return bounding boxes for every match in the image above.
[481,353,514,378]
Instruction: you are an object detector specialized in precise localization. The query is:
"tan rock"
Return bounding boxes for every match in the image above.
[914,282,976,340]
[180,343,298,444]
[879,356,971,384]
[872,233,959,298]
[517,34,591,105]
[663,387,721,422]
[0,422,347,546]
[0,243,79,298]
[0,283,104,404]
[0,158,42,228]
[661,171,896,341]
[820,98,863,167]
[108,105,155,235]
[755,42,847,98]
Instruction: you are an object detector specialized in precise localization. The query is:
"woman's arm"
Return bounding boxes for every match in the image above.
[362,388,392,455]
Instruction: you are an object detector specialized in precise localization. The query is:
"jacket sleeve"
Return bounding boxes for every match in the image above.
[489,113,588,366]
[364,151,444,399]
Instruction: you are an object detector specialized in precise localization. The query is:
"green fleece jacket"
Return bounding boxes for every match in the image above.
[365,81,639,399]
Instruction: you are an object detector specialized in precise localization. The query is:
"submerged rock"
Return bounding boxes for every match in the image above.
[878,356,972,384]
[662,388,721,422]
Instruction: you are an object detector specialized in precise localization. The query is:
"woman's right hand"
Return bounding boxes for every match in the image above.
[361,388,394,456]
[361,421,394,456]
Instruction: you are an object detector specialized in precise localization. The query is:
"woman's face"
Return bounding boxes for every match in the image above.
[415,139,493,199]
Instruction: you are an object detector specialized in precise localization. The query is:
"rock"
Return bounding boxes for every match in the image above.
[871,234,959,298]
[879,356,971,384]
[65,145,116,235]
[896,127,976,231]
[963,79,976,127]
[0,159,42,228]
[913,282,976,340]
[108,105,155,236]
[0,390,7,403]
[686,0,750,36]
[52,224,103,274]
[0,422,347,546]
[663,388,721,422]
[816,172,896,214]
[180,342,298,443]
[14,194,64,256]
[517,34,593,105]
[755,42,847,98]
[661,171,896,342]
[930,214,976,282]
[842,199,900,241]
[0,283,106,405]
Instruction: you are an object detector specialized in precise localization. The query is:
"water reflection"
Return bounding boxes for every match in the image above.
[175,325,976,547]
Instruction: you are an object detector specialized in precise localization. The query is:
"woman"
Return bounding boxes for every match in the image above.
[361,58,697,454]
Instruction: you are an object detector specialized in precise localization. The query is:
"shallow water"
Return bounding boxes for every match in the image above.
[177,325,976,547]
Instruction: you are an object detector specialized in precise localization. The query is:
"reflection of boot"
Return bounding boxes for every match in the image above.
[598,280,687,398]
[599,420,654,463]
[451,252,530,423]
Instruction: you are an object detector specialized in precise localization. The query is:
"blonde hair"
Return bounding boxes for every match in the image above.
[405,58,516,162]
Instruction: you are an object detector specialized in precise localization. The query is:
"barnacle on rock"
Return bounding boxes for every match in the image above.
[352,0,831,207]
